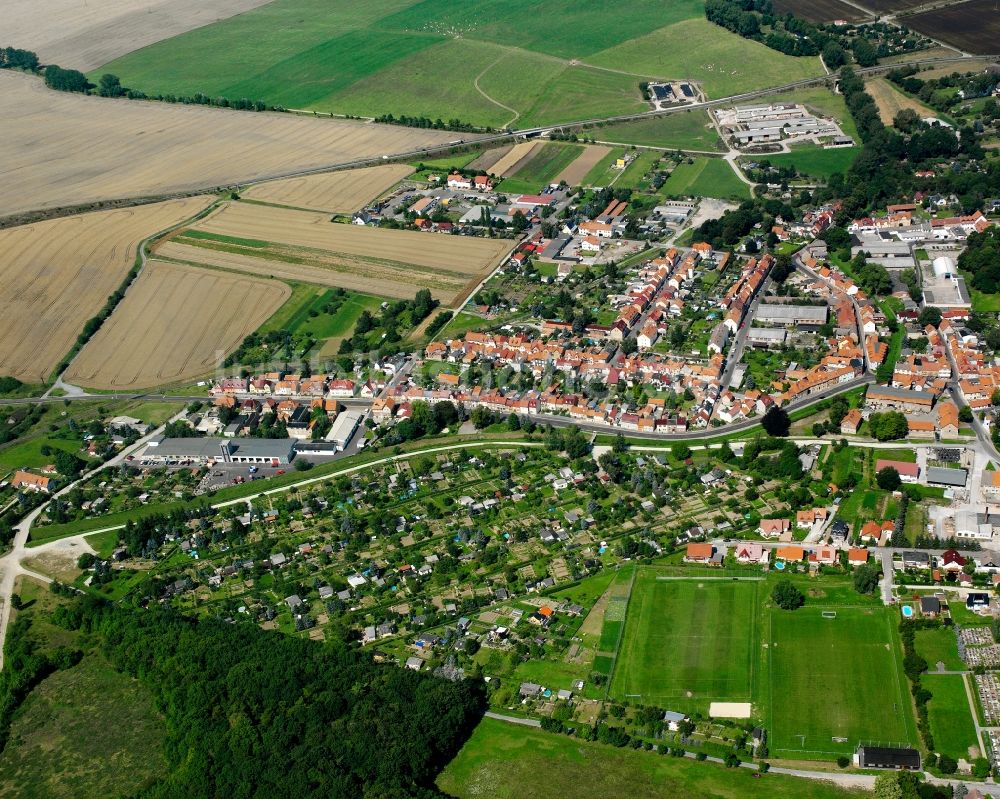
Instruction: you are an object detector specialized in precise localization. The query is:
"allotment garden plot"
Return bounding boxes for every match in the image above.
[609,571,759,712]
[767,606,917,758]
[162,201,512,304]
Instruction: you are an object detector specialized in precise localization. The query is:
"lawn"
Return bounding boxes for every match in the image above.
[436,717,867,799]
[595,111,725,152]
[923,674,979,762]
[0,436,84,473]
[500,143,586,194]
[0,653,167,799]
[914,627,963,671]
[609,572,758,712]
[768,606,918,758]
[754,145,859,180]
[586,18,825,99]
[662,158,750,201]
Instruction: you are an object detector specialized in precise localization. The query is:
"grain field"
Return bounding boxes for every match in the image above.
[1,72,469,217]
[167,201,512,303]
[65,261,288,388]
[491,142,544,177]
[242,164,413,213]
[0,197,212,384]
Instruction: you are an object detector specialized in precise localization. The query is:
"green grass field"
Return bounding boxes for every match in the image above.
[0,437,86,472]
[94,0,821,128]
[614,151,662,190]
[0,653,167,799]
[662,158,750,200]
[595,111,725,152]
[923,674,979,762]
[586,18,825,98]
[768,606,918,758]
[500,142,585,194]
[437,717,867,799]
[753,145,859,180]
[609,573,758,712]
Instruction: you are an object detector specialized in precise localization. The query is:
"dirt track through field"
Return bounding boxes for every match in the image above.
[556,145,613,186]
[491,142,544,177]
[65,261,288,388]
[0,72,467,218]
[0,196,212,383]
[5,0,274,71]
[242,164,413,214]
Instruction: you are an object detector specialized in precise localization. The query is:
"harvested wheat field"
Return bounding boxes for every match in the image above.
[243,164,412,214]
[5,0,274,71]
[491,142,544,177]
[556,145,613,186]
[166,201,513,303]
[866,78,935,125]
[0,72,468,218]
[0,197,212,384]
[467,146,514,173]
[66,261,288,388]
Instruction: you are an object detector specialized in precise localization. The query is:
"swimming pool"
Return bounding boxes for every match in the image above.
[901,605,914,618]
[774,560,786,570]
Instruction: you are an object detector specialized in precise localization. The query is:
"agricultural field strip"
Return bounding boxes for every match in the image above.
[494,142,545,178]
[242,164,413,214]
[65,261,289,388]
[192,202,511,275]
[5,0,276,71]
[0,196,213,383]
[554,146,613,186]
[0,71,464,218]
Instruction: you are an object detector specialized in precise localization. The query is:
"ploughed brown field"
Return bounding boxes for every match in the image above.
[772,0,871,22]
[158,201,514,304]
[0,72,468,218]
[0,197,212,384]
[555,145,613,186]
[4,0,273,71]
[242,164,413,214]
[903,1,1000,56]
[65,261,289,389]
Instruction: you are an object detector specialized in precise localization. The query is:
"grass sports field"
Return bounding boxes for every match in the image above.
[662,158,751,201]
[437,717,866,799]
[767,606,917,758]
[95,0,825,128]
[923,674,979,762]
[595,111,725,152]
[610,573,758,712]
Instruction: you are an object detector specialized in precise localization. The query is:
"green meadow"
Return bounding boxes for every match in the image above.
[662,157,751,200]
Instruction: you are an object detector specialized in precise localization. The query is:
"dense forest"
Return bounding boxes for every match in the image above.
[41,597,486,799]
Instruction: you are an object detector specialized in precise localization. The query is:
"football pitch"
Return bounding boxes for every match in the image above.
[767,606,918,758]
[608,572,759,712]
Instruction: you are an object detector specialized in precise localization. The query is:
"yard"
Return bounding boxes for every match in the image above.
[767,605,918,758]
[608,571,759,713]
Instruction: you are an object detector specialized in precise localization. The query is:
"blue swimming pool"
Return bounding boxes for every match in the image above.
[901,605,914,618]
[774,560,785,570]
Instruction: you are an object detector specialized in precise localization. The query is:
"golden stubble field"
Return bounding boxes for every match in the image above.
[0,196,212,384]
[0,72,469,217]
[5,0,273,71]
[865,78,936,125]
[164,201,514,303]
[65,261,289,389]
[242,164,413,213]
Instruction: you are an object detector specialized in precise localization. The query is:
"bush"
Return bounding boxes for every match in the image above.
[938,754,958,774]
[771,579,804,610]
[836,755,850,768]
